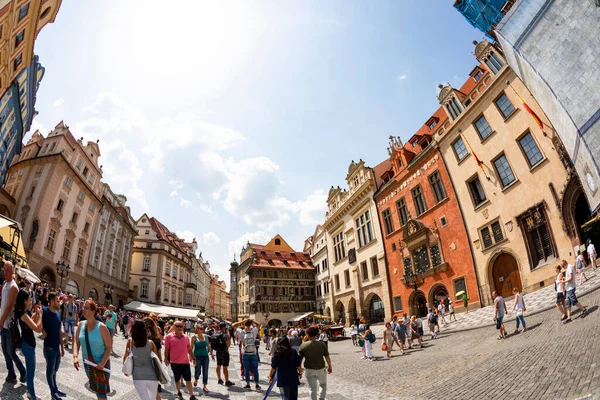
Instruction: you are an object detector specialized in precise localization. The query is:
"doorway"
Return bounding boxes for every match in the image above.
[367,294,385,323]
[492,253,522,298]
[411,291,428,318]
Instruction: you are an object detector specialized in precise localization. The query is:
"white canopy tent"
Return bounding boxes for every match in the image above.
[124,301,201,319]
[287,312,315,323]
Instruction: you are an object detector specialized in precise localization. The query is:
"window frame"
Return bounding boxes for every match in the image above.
[492,153,517,189]
[382,208,394,235]
[428,170,447,204]
[18,3,29,22]
[467,174,488,208]
[355,210,374,248]
[479,219,505,250]
[451,137,469,163]
[494,92,516,119]
[396,197,409,226]
[361,261,369,281]
[473,114,494,141]
[14,29,24,47]
[411,184,427,216]
[517,131,544,169]
[371,257,379,277]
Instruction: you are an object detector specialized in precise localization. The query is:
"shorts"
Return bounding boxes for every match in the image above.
[107,328,114,337]
[566,289,578,307]
[64,319,76,335]
[216,351,230,367]
[418,327,424,336]
[495,316,504,329]
[171,363,192,382]
[556,292,565,303]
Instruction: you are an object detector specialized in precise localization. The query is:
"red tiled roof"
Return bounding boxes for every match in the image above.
[373,159,392,187]
[149,217,188,253]
[247,244,312,270]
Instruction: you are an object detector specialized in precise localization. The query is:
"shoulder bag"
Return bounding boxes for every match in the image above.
[84,324,111,394]
[122,339,134,375]
[150,351,170,385]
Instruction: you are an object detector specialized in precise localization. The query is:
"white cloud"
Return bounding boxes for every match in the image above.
[296,189,327,225]
[180,198,192,208]
[170,190,178,198]
[202,232,221,246]
[398,74,407,81]
[198,203,213,213]
[53,98,65,107]
[228,231,272,260]
[175,230,196,243]
[168,179,184,190]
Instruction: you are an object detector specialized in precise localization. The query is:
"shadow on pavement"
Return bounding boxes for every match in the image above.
[585,305,598,315]
[0,381,26,398]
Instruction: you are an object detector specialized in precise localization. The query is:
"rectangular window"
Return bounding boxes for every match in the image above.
[371,257,379,277]
[519,205,556,268]
[172,266,177,278]
[474,115,493,140]
[13,54,22,70]
[355,210,374,248]
[15,30,24,47]
[480,220,504,250]
[473,70,483,80]
[396,198,409,226]
[185,294,191,305]
[491,221,504,243]
[493,154,516,188]
[324,281,329,294]
[518,132,543,168]
[64,176,72,188]
[89,174,96,184]
[77,191,85,201]
[428,171,447,203]
[84,222,90,233]
[165,262,171,275]
[468,175,487,207]
[141,283,148,298]
[333,231,345,262]
[18,4,29,21]
[322,258,328,270]
[82,166,89,177]
[481,226,493,249]
[412,185,427,216]
[361,261,368,280]
[495,93,515,119]
[344,270,350,287]
[453,278,466,298]
[452,138,469,162]
[71,212,78,224]
[56,199,64,212]
[76,159,83,170]
[393,296,402,311]
[62,240,72,259]
[382,208,394,235]
[89,203,95,212]
[76,247,84,266]
[45,229,56,250]
[143,257,151,271]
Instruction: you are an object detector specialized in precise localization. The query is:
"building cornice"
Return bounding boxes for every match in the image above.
[324,181,375,230]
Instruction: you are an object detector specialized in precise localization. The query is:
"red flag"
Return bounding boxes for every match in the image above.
[462,134,488,179]
[518,96,544,130]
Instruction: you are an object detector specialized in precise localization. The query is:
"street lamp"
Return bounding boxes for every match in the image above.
[404,263,426,316]
[56,261,70,290]
[103,284,114,306]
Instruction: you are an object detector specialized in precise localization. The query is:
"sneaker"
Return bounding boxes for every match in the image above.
[19,374,26,383]
[560,315,568,321]
[218,379,224,385]
[256,384,261,390]
[5,375,17,384]
[177,391,183,399]
[225,381,235,386]
[244,383,251,389]
[55,390,67,397]
[581,309,588,317]
[190,396,197,400]
[513,329,520,334]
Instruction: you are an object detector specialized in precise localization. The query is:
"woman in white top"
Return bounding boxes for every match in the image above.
[555,265,567,321]
[576,250,588,285]
[511,288,527,333]
[587,239,597,269]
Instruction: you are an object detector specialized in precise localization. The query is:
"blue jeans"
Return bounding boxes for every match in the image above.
[44,346,61,395]
[194,355,210,385]
[22,342,36,397]
[242,353,259,383]
[1,328,25,377]
[516,315,526,330]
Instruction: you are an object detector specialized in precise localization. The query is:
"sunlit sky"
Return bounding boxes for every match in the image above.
[30,1,481,288]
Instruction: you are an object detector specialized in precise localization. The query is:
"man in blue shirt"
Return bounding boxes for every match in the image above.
[42,292,65,400]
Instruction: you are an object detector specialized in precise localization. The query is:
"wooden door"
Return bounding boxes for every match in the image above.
[492,254,522,298]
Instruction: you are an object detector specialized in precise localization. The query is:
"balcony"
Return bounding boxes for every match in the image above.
[185,282,197,290]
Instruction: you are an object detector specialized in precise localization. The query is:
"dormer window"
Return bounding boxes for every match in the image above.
[484,51,504,74]
[353,176,359,187]
[473,70,483,81]
[428,121,437,130]
[446,97,463,120]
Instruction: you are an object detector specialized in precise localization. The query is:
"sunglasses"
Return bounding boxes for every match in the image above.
[175,325,184,328]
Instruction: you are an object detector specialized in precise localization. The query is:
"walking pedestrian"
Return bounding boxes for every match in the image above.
[62,295,78,350]
[0,261,26,384]
[555,265,567,321]
[511,288,527,333]
[72,300,112,400]
[462,293,469,313]
[103,305,117,347]
[298,326,332,400]
[409,316,423,348]
[290,330,303,352]
[427,308,438,339]
[393,318,405,355]
[576,250,588,285]
[122,312,130,339]
[269,336,302,400]
[448,301,456,322]
[191,324,213,393]
[212,321,234,386]
[493,291,507,339]
[363,327,375,360]
[15,289,43,399]
[240,320,260,390]
[42,292,66,400]
[437,302,447,325]
[124,320,161,400]
[382,323,393,358]
[587,239,597,269]
[316,329,328,351]
[164,320,197,399]
[561,259,588,324]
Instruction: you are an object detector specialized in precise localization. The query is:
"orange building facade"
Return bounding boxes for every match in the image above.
[375,131,481,317]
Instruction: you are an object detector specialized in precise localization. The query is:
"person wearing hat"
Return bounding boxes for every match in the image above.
[427,308,439,339]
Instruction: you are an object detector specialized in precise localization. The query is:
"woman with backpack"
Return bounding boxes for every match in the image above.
[15,289,43,400]
[362,327,375,361]
[576,250,588,285]
[269,336,302,400]
[191,324,213,393]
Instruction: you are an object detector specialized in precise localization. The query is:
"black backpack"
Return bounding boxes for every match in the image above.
[428,313,438,324]
[8,316,21,349]
[210,333,226,351]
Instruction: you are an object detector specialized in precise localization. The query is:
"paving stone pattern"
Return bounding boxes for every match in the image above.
[3,278,600,399]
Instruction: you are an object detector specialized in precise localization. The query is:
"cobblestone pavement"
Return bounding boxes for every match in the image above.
[364,267,600,338]
[2,285,600,399]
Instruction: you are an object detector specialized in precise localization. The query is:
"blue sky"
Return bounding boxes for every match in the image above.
[29,1,481,287]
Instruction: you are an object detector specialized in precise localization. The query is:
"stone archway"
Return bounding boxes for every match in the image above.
[365,293,385,324]
[491,252,522,298]
[348,297,357,323]
[335,300,345,325]
[429,284,449,309]
[408,290,428,318]
[561,176,596,246]
[39,266,56,288]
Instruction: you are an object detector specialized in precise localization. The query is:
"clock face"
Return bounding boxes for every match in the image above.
[587,172,596,192]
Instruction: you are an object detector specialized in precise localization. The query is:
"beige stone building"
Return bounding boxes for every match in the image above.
[5,122,104,295]
[304,225,332,318]
[435,40,577,304]
[84,185,136,307]
[130,214,199,308]
[323,160,392,325]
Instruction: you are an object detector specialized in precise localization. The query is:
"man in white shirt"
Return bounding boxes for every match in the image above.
[587,240,597,269]
[437,302,447,325]
[562,259,588,323]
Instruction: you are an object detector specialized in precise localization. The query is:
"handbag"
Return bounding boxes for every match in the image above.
[516,310,523,317]
[381,343,388,351]
[122,339,134,375]
[150,351,170,385]
[84,324,111,394]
